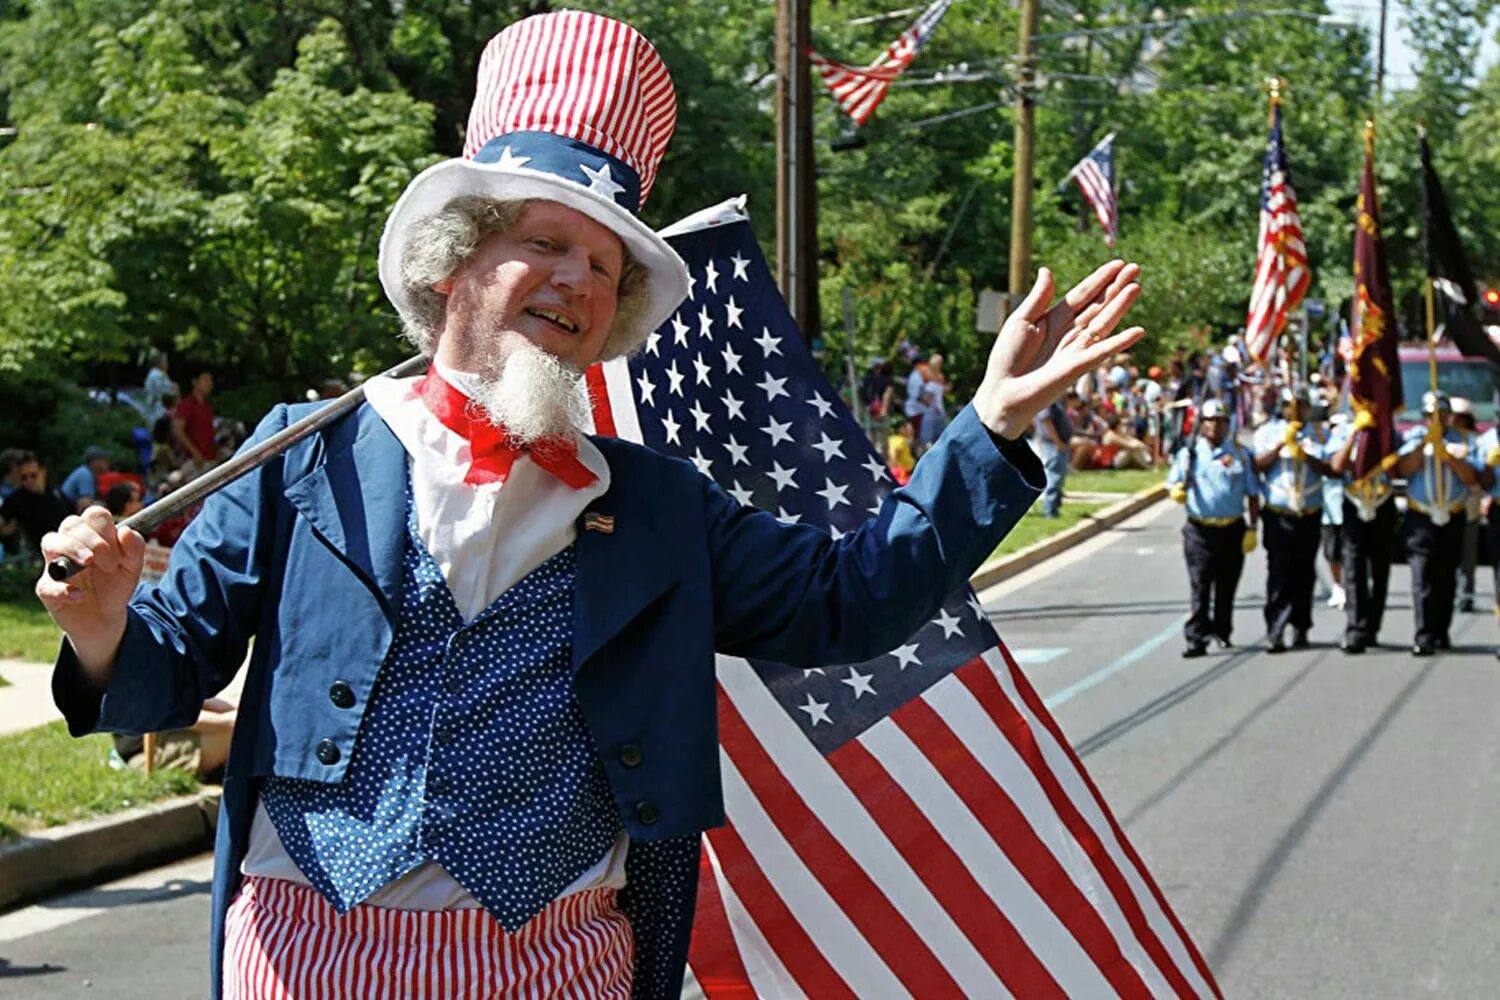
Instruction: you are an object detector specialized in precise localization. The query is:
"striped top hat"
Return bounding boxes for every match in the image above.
[378,11,690,359]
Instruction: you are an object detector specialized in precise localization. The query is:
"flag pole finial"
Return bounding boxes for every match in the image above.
[1364,117,1376,154]
[1263,77,1286,120]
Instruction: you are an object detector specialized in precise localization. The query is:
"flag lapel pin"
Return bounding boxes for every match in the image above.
[583,512,616,534]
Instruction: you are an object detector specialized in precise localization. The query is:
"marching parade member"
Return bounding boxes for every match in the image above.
[36,12,1146,998]
[1168,398,1260,658]
[1253,387,1335,652]
[1475,415,1500,655]
[1326,408,1399,653]
[1450,397,1483,614]
[1396,391,1485,656]
[1311,405,1347,610]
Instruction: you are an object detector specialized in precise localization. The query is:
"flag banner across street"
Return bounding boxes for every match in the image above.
[808,0,953,125]
[587,198,1220,998]
[1244,103,1310,368]
[1066,132,1119,247]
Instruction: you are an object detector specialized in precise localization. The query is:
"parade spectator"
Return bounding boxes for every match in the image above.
[903,352,931,442]
[861,361,895,455]
[104,480,144,520]
[1098,411,1154,469]
[173,370,217,467]
[0,452,73,556]
[142,351,176,421]
[1068,399,1108,469]
[150,389,180,477]
[1034,397,1073,518]
[0,448,22,501]
[59,446,112,513]
[886,416,916,485]
[918,352,950,450]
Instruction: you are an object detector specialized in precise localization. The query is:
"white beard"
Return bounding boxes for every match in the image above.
[470,332,591,445]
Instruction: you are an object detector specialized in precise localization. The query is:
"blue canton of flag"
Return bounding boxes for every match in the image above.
[620,217,996,754]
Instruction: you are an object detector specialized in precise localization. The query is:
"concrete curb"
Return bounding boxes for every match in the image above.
[0,789,220,912]
[969,483,1167,592]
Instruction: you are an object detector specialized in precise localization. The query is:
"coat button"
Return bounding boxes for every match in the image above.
[618,743,644,768]
[328,681,355,709]
[315,739,341,766]
[635,800,659,826]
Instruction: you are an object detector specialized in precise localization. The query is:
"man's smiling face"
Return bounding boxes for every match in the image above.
[434,200,624,374]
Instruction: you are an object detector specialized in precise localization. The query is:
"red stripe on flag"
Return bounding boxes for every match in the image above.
[827,734,1070,998]
[717,687,967,997]
[586,362,618,437]
[893,692,1155,998]
[971,654,1223,999]
[703,820,855,999]
[689,842,757,999]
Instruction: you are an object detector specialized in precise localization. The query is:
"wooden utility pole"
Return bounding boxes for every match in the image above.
[1008,0,1039,298]
[776,0,820,341]
[1375,0,1388,102]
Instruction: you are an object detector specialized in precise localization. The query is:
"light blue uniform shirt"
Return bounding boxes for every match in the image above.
[1474,427,1500,500]
[1168,437,1260,520]
[1400,425,1482,518]
[58,464,96,505]
[1254,418,1325,512]
[1324,420,1395,520]
[1312,425,1344,526]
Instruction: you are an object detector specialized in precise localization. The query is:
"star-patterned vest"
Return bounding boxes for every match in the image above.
[260,492,622,932]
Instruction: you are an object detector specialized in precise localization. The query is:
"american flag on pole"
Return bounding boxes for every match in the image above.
[587,198,1221,998]
[1243,103,1310,368]
[808,0,954,125]
[1064,132,1119,246]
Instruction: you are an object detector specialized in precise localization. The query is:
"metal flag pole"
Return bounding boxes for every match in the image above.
[48,353,430,582]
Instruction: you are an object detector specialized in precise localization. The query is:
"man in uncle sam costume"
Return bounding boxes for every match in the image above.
[40,11,1145,997]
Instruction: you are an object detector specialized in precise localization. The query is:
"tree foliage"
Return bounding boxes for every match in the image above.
[0,0,1496,444]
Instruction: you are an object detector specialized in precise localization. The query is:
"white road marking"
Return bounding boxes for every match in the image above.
[1009,647,1070,665]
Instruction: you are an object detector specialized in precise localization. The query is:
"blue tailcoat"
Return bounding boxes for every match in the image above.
[53,399,1041,997]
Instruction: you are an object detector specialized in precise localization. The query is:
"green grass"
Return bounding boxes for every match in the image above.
[991,502,1110,559]
[0,722,199,842]
[0,601,62,663]
[1065,467,1166,496]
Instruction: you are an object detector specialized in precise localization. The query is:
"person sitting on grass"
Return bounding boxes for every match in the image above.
[886,416,917,485]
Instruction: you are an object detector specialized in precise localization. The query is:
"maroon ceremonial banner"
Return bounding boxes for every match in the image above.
[588,199,1220,998]
[1348,128,1402,482]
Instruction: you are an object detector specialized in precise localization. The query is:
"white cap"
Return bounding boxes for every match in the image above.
[1200,399,1228,420]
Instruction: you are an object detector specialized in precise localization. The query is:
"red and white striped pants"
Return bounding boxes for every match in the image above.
[223,876,633,999]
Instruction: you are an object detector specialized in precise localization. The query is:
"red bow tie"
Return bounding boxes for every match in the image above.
[416,369,597,489]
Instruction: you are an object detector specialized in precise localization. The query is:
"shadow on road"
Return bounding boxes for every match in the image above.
[1121,658,1323,827]
[0,957,65,979]
[1075,644,1265,758]
[38,878,210,912]
[1205,659,1439,972]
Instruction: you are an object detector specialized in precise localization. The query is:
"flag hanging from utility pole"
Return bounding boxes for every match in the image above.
[1419,127,1500,369]
[1244,97,1311,368]
[588,197,1222,999]
[1062,132,1119,246]
[808,0,954,125]
[1348,122,1402,485]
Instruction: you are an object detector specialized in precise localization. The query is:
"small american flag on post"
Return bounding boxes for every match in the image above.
[588,199,1220,998]
[1065,132,1119,246]
[1244,102,1310,368]
[808,0,954,125]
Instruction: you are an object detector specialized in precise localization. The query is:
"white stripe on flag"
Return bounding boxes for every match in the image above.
[600,356,643,442]
[980,650,1216,998]
[718,751,912,997]
[718,655,1008,996]
[702,838,811,999]
[921,675,1176,997]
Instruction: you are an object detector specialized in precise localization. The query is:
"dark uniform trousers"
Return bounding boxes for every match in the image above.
[1340,498,1396,644]
[1183,519,1246,645]
[1405,508,1466,646]
[1489,504,1500,611]
[1263,508,1322,636]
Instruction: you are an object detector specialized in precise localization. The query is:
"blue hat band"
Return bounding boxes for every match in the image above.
[473,132,642,213]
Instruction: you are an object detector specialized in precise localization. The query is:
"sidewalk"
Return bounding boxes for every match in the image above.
[0,658,63,735]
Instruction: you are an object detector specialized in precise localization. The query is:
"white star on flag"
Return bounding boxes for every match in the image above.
[757,372,789,403]
[761,415,793,447]
[934,607,964,638]
[816,478,851,509]
[666,360,684,396]
[671,314,690,347]
[861,454,891,481]
[645,329,661,356]
[698,305,714,339]
[730,251,750,281]
[722,343,743,375]
[689,400,712,432]
[725,297,744,329]
[776,506,802,525]
[660,409,681,445]
[727,480,755,505]
[496,146,531,170]
[705,259,720,293]
[693,354,712,386]
[812,431,846,463]
[722,389,745,421]
[755,327,783,357]
[635,371,656,407]
[796,692,831,726]
[725,435,750,466]
[690,448,713,477]
[767,461,799,492]
[891,642,921,669]
[808,392,835,418]
[841,667,877,699]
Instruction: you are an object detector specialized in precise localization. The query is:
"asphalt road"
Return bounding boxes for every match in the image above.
[5,499,1500,998]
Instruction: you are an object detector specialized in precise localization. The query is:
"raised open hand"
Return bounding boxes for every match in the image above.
[973,260,1144,440]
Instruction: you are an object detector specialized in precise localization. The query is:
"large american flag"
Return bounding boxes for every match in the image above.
[587,199,1220,998]
[807,0,954,125]
[1244,103,1310,368]
[1065,132,1119,247]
